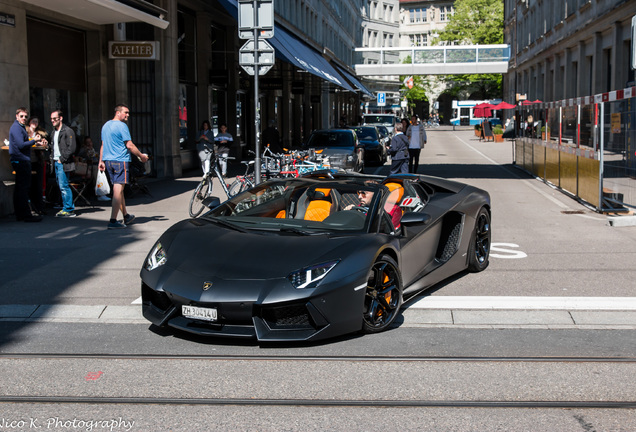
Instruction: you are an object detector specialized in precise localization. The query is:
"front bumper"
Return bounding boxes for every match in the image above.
[141,272,365,342]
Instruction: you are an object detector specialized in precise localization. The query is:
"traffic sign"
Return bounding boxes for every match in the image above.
[239,39,275,76]
[238,0,274,39]
[377,92,386,107]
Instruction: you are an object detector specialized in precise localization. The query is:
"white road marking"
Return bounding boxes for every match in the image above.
[490,243,527,259]
[131,296,142,305]
[408,296,636,310]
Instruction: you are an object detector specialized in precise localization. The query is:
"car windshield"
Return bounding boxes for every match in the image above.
[377,126,389,136]
[205,178,383,233]
[350,127,378,141]
[363,115,394,125]
[306,131,353,148]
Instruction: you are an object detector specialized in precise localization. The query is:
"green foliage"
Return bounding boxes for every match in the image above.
[435,0,504,99]
[400,56,429,108]
[437,0,503,45]
[493,125,503,134]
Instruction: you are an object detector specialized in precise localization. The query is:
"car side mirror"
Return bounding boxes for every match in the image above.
[400,212,431,226]
[203,196,221,209]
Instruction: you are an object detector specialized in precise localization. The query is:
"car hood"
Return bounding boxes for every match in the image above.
[359,139,380,146]
[313,147,355,156]
[161,219,360,280]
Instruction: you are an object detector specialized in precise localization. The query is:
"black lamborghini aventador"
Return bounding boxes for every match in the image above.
[141,172,491,342]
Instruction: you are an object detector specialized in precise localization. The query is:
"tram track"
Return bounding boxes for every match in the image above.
[0,353,635,411]
[0,395,634,409]
[1,353,636,363]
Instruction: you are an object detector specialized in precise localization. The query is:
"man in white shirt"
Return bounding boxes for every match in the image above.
[405,115,427,173]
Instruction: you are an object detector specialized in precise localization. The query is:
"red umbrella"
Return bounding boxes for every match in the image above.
[473,103,494,118]
[520,100,535,106]
[492,101,516,110]
[532,99,542,103]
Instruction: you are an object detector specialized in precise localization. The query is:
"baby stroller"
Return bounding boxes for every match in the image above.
[125,157,152,197]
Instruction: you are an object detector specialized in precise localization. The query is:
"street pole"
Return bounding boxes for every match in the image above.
[253,3,261,184]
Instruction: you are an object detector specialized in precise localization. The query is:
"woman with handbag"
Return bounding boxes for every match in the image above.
[388,123,409,174]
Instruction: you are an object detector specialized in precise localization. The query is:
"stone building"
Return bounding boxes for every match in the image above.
[398,0,456,117]
[503,0,636,103]
[0,0,370,216]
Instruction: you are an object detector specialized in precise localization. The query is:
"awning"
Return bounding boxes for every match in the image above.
[270,28,355,92]
[217,0,355,92]
[334,64,374,97]
[21,0,169,29]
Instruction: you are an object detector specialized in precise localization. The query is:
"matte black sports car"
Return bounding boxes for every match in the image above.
[141,172,491,342]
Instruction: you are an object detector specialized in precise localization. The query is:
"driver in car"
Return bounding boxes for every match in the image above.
[345,188,402,230]
[344,189,374,212]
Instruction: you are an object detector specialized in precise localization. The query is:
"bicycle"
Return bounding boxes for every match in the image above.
[227,158,256,196]
[189,149,235,217]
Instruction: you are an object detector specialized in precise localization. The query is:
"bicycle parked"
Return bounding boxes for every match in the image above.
[189,147,234,217]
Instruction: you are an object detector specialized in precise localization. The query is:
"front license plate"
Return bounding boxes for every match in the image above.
[182,305,217,322]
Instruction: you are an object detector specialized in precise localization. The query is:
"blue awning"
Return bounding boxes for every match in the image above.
[216,0,356,92]
[334,64,374,97]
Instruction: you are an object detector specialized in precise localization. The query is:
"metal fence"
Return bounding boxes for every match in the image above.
[513,87,636,213]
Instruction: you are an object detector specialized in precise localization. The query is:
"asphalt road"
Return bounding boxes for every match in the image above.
[0,126,635,431]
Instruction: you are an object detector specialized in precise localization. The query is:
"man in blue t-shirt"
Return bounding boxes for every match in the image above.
[98,104,149,229]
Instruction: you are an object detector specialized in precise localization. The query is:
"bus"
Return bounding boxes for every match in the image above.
[450,100,502,126]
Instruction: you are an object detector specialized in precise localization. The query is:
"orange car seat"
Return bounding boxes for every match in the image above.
[296,188,338,222]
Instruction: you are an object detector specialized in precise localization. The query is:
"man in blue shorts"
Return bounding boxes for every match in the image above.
[98,104,149,229]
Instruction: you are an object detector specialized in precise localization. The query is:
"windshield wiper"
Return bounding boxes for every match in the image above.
[204,217,248,233]
[279,227,326,236]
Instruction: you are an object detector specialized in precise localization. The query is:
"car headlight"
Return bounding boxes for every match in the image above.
[145,242,167,271]
[346,155,354,162]
[288,260,339,289]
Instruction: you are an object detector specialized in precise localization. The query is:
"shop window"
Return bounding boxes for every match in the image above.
[27,18,87,145]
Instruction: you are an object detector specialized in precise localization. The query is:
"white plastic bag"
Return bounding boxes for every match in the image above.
[95,170,111,197]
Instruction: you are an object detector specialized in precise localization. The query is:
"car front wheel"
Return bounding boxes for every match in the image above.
[467,206,491,272]
[362,255,403,333]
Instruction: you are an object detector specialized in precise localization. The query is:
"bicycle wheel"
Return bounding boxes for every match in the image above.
[189,177,212,217]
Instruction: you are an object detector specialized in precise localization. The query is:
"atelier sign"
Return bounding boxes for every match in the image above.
[108,41,160,60]
[0,12,16,27]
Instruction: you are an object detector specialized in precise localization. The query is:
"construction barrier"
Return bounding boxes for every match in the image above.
[513,86,636,213]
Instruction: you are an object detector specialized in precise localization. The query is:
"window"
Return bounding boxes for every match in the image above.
[440,6,453,21]
[409,8,427,23]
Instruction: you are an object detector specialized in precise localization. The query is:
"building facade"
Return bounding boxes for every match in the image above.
[503,0,636,104]
[398,0,456,118]
[359,0,401,114]
[0,0,370,216]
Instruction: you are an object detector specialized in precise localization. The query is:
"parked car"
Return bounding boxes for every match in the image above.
[349,125,388,165]
[303,129,364,173]
[362,113,398,135]
[141,172,492,343]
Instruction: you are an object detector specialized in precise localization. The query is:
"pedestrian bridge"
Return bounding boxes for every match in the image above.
[354,44,510,76]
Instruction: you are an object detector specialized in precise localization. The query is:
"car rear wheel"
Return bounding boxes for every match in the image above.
[362,255,403,333]
[467,207,491,272]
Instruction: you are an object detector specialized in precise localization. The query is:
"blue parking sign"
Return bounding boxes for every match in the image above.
[377,92,386,106]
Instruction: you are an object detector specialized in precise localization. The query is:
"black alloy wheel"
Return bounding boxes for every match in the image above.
[362,255,403,333]
[467,206,491,272]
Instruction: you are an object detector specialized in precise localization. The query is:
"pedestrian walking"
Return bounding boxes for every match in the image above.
[388,123,409,174]
[98,104,148,229]
[405,115,426,173]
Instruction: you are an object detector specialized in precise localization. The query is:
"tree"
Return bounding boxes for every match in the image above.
[435,0,504,99]
[400,56,429,113]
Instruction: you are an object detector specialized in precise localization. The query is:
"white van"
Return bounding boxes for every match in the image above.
[362,114,397,135]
